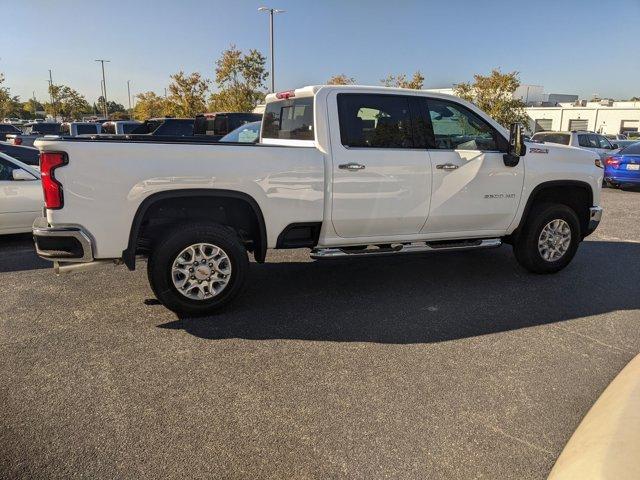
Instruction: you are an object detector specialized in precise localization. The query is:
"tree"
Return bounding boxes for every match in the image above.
[45,84,91,120]
[96,96,127,116]
[382,71,425,89]
[327,74,355,85]
[208,45,268,112]
[166,71,209,117]
[23,98,44,119]
[454,69,529,127]
[0,73,21,119]
[133,91,169,120]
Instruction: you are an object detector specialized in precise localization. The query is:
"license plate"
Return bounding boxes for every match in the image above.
[627,164,640,170]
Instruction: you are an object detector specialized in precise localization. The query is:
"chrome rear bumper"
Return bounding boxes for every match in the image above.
[32,216,94,263]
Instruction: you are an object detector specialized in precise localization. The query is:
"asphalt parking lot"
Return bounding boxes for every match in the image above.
[1,188,639,480]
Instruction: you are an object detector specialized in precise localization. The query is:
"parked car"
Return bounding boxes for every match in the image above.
[0,152,42,235]
[194,112,262,140]
[128,118,194,136]
[0,142,40,167]
[0,123,23,142]
[33,85,603,315]
[60,122,103,136]
[101,121,142,135]
[604,142,640,189]
[531,130,619,158]
[6,122,61,147]
[219,121,261,143]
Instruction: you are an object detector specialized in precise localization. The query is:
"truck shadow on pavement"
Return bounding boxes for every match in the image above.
[158,241,640,344]
[0,233,50,273]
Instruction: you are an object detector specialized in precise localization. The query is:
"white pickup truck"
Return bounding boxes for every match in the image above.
[33,85,603,315]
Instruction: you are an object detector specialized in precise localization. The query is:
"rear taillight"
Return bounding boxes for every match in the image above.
[40,152,68,209]
[13,137,22,145]
[604,156,621,168]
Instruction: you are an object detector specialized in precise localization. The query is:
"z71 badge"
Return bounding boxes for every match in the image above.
[530,147,549,154]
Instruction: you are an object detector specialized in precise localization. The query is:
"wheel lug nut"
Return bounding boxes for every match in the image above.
[191,275,195,279]
[189,268,194,272]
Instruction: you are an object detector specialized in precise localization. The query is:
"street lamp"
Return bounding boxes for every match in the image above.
[95,59,111,118]
[258,6,285,93]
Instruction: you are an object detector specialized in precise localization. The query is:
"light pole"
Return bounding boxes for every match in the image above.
[48,69,57,119]
[258,6,285,93]
[95,59,110,118]
[127,80,132,119]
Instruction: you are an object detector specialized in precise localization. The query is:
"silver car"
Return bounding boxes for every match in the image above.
[531,131,620,159]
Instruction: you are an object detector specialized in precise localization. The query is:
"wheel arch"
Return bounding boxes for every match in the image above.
[123,189,267,270]
[512,180,594,240]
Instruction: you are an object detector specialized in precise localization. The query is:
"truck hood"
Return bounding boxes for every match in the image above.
[526,141,599,161]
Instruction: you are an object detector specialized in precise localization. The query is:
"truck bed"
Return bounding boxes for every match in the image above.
[36,137,325,258]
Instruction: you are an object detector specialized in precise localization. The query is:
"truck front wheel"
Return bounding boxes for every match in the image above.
[513,203,581,274]
[147,223,249,316]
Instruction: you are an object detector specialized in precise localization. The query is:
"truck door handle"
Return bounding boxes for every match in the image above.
[339,163,366,171]
[436,163,459,171]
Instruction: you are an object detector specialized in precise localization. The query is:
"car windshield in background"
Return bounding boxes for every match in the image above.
[533,133,570,145]
[25,123,60,135]
[262,97,314,141]
[122,123,140,134]
[220,121,261,143]
[620,142,640,155]
[76,124,98,135]
[0,144,39,165]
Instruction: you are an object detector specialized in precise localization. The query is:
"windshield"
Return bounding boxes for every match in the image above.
[220,121,261,143]
[532,132,570,145]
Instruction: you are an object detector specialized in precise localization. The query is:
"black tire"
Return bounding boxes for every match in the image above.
[147,223,249,316]
[513,203,581,274]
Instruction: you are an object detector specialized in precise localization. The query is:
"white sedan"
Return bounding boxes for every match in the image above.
[0,152,42,234]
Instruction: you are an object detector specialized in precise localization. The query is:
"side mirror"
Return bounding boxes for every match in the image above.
[503,123,526,167]
[611,143,619,149]
[12,168,36,181]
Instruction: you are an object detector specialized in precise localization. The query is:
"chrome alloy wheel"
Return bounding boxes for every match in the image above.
[537,219,572,262]
[171,243,232,300]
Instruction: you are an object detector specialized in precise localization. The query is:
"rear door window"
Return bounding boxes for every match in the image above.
[263,97,314,141]
[337,94,415,148]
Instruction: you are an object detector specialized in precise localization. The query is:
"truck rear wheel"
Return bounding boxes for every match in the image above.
[147,223,249,316]
[513,203,581,274]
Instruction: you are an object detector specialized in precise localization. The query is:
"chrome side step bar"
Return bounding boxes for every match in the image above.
[310,238,502,259]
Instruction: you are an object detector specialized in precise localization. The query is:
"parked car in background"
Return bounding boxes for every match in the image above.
[6,122,61,147]
[219,121,261,143]
[101,120,142,135]
[604,142,640,189]
[0,142,40,167]
[531,130,619,159]
[60,122,102,136]
[194,112,262,140]
[128,118,194,136]
[0,152,42,235]
[0,123,23,142]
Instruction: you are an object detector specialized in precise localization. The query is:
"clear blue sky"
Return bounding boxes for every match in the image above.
[4,0,639,105]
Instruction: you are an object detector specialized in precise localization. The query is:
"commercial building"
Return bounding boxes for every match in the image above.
[526,101,640,136]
